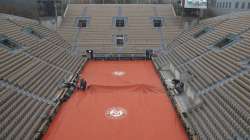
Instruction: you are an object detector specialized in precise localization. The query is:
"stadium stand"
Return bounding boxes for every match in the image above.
[1,4,250,140]
[153,11,250,139]
[0,14,87,139]
[57,4,185,53]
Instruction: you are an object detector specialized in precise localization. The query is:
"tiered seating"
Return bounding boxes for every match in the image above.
[0,85,53,140]
[188,73,250,139]
[155,4,175,16]
[58,4,184,52]
[153,11,250,139]
[58,4,116,48]
[0,49,67,99]
[123,4,161,48]
[0,18,84,73]
[162,17,189,44]
[0,15,87,139]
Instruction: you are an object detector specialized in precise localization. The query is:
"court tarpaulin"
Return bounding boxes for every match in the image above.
[44,60,188,140]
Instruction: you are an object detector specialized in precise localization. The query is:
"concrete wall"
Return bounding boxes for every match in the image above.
[208,0,250,16]
[0,0,172,19]
[0,0,39,18]
[0,0,68,19]
[69,0,171,4]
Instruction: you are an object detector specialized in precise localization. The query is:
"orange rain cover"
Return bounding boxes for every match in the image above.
[44,60,188,140]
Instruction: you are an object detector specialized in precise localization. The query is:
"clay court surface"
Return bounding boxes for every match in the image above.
[44,60,188,140]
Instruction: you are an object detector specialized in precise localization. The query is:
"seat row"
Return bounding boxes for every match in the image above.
[0,86,53,140]
[153,11,250,139]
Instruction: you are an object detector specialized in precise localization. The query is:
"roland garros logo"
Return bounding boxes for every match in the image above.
[112,71,126,77]
[105,107,127,119]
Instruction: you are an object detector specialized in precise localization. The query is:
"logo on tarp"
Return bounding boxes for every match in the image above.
[112,71,126,76]
[105,107,127,119]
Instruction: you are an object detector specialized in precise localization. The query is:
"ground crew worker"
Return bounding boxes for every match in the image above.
[79,79,87,91]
